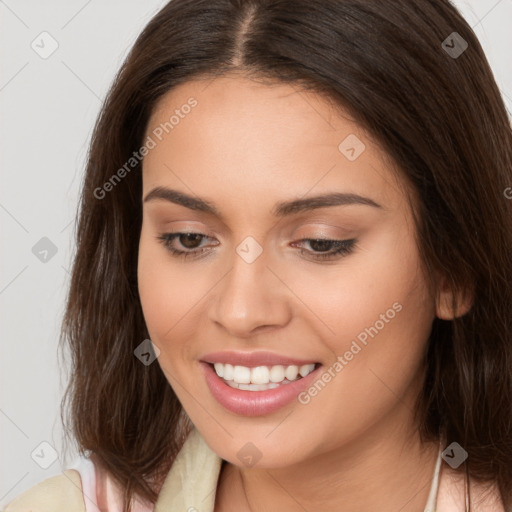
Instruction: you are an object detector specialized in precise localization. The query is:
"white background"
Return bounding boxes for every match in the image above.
[1,0,511,506]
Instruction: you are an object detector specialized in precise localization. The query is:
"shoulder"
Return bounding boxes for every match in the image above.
[437,466,507,512]
[1,469,86,512]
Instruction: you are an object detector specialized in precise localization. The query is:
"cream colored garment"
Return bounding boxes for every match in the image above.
[1,428,221,512]
[0,428,464,512]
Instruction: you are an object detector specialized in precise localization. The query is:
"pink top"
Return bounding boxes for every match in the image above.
[68,456,153,512]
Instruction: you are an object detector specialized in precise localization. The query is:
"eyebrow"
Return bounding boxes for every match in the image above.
[143,186,382,217]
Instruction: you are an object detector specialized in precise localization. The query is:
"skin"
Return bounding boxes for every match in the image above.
[137,73,469,511]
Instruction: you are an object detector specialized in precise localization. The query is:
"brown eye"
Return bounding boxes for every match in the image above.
[308,239,333,252]
[156,232,217,260]
[293,238,357,261]
[178,233,205,249]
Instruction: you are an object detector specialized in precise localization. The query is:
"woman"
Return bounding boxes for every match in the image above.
[4,0,512,510]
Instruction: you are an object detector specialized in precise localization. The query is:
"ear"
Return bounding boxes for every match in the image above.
[435,275,474,320]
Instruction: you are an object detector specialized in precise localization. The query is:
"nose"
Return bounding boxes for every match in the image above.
[208,248,292,338]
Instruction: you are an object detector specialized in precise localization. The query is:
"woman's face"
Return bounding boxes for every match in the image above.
[138,74,436,467]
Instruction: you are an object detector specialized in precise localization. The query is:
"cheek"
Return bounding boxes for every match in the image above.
[292,250,434,448]
[137,228,191,347]
[288,226,433,346]
[300,229,435,394]
[137,226,217,367]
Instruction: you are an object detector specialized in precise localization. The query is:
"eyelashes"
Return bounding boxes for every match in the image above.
[156,232,357,262]
[294,238,356,260]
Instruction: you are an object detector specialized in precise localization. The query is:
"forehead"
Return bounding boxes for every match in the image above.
[142,74,406,214]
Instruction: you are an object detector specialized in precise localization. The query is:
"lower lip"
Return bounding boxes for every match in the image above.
[200,362,322,416]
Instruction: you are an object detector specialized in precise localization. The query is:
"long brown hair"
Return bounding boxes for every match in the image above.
[60,0,512,509]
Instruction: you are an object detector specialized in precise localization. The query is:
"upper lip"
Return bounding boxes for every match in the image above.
[200,351,319,367]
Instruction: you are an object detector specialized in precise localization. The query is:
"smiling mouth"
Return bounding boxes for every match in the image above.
[201,360,324,416]
[208,362,320,391]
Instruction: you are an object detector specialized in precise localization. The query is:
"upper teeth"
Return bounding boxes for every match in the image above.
[213,363,316,384]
